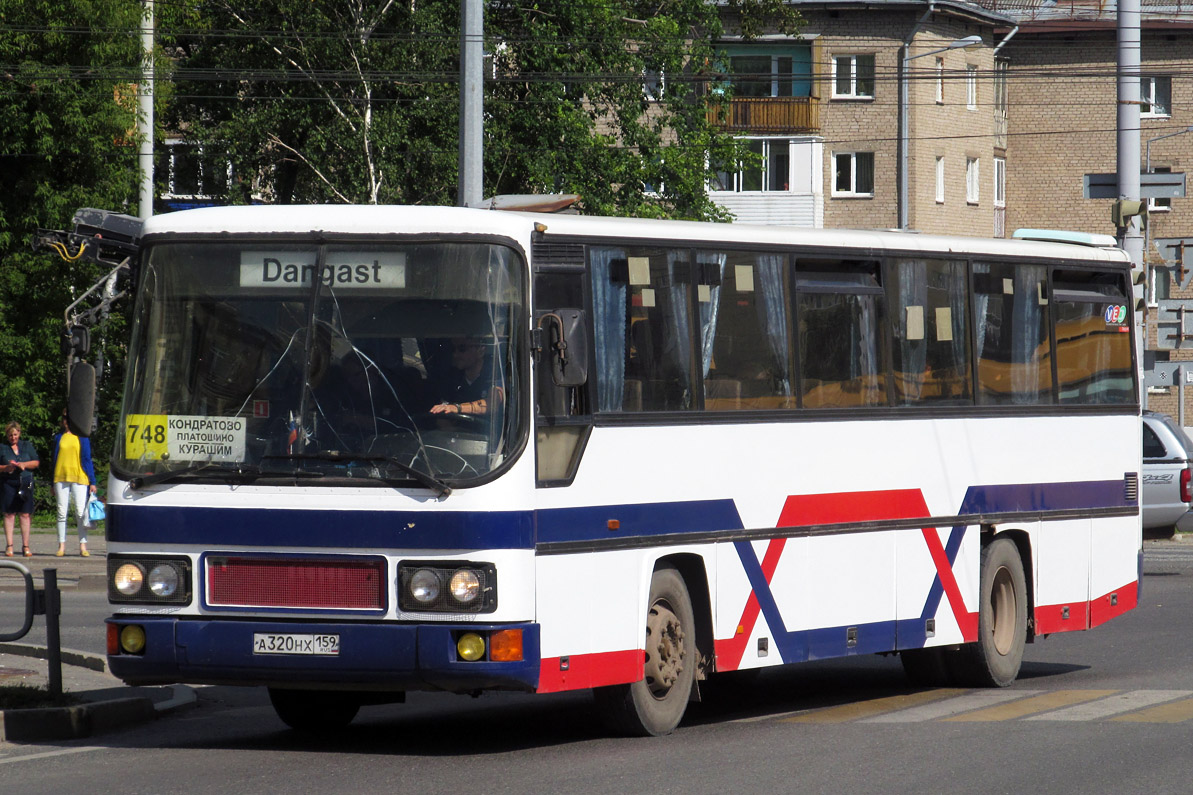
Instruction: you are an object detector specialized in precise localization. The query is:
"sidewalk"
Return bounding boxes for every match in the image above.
[1,527,195,743]
[3,526,107,591]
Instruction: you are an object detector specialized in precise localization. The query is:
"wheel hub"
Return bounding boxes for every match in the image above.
[644,601,686,699]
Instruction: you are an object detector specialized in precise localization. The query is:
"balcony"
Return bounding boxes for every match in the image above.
[708,97,820,134]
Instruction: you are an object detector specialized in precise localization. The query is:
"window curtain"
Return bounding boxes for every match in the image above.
[1011,266,1048,403]
[896,259,928,402]
[697,251,727,378]
[754,254,791,394]
[591,247,627,412]
[664,250,693,402]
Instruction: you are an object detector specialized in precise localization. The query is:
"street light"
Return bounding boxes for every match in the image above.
[898,35,983,229]
[1146,125,1193,173]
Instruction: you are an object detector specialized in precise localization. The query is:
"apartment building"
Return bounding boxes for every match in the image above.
[712,0,1014,234]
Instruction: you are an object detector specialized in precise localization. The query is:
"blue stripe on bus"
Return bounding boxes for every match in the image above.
[108,504,536,550]
[535,500,745,544]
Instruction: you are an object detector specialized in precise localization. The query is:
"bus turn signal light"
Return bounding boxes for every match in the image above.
[489,629,523,662]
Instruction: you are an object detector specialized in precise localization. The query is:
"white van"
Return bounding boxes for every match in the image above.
[1142,410,1193,531]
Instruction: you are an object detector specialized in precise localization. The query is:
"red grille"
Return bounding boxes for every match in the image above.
[207,556,386,610]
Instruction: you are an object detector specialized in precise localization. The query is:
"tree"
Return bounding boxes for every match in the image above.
[165,0,800,218]
[0,0,142,468]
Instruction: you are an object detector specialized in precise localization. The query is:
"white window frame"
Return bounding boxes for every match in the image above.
[831,54,875,99]
[935,58,944,104]
[966,64,977,110]
[966,156,980,204]
[711,138,794,193]
[832,151,875,198]
[994,156,1006,208]
[994,60,1008,118]
[643,68,665,101]
[162,138,231,200]
[936,156,945,203]
[1141,76,1172,118]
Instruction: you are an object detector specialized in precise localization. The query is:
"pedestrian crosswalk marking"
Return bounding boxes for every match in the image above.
[940,690,1117,722]
[861,689,1040,723]
[781,688,964,724]
[1024,690,1192,721]
[1111,696,1193,723]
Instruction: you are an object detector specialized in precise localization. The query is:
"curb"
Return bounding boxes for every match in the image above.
[0,643,197,744]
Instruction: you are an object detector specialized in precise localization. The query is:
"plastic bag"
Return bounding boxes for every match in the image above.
[87,497,106,523]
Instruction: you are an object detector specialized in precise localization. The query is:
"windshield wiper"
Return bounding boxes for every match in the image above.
[129,462,326,489]
[262,452,451,497]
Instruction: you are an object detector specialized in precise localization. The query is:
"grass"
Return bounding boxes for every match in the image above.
[0,684,82,710]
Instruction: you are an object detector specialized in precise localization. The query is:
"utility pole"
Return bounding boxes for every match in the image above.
[138,0,154,219]
[457,0,483,207]
[1118,0,1143,268]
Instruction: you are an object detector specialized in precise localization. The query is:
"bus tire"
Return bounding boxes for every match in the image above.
[593,566,696,736]
[950,537,1028,687]
[268,688,361,732]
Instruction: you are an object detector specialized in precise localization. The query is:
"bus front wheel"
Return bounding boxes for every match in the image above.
[951,537,1028,687]
[593,566,696,736]
[268,688,361,732]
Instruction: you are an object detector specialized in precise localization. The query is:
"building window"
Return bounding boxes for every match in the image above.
[644,67,665,100]
[162,139,229,199]
[935,57,944,104]
[936,157,945,203]
[833,151,875,197]
[726,48,813,98]
[1141,76,1172,117]
[994,60,1008,117]
[966,64,978,110]
[1150,166,1173,212]
[966,157,980,204]
[712,139,792,192]
[994,157,1006,208]
[832,54,875,99]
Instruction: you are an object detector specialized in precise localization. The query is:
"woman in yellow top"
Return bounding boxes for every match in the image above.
[52,412,97,557]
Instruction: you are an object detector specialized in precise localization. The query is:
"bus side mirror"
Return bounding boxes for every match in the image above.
[538,309,588,388]
[67,362,96,437]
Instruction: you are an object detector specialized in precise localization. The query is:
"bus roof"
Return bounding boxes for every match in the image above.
[140,205,1132,265]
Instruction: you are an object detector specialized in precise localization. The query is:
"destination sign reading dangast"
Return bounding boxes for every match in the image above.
[240,251,406,289]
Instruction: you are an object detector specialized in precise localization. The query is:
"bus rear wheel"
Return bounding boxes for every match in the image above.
[950,537,1028,687]
[268,688,361,732]
[593,566,696,736]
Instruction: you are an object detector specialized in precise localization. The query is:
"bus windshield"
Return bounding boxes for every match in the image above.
[114,240,526,488]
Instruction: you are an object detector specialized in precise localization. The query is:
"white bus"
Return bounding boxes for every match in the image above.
[98,205,1141,736]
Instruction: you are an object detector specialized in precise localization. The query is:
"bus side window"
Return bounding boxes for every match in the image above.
[889,258,971,406]
[973,262,1053,405]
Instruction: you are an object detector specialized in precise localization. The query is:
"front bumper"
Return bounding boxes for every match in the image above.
[106,616,540,692]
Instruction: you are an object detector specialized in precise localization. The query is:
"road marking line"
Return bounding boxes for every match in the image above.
[0,746,103,766]
[1024,690,1192,721]
[782,689,964,724]
[862,689,1041,722]
[941,690,1117,722]
[1111,697,1193,723]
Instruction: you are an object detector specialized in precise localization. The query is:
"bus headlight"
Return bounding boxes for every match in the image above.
[409,569,440,604]
[113,563,145,596]
[109,555,192,604]
[450,570,481,604]
[148,564,181,598]
[398,562,497,613]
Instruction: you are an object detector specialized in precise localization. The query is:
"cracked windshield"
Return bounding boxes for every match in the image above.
[115,241,525,486]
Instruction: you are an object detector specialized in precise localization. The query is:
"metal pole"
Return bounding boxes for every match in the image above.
[1119,0,1144,408]
[457,0,483,207]
[45,569,62,697]
[138,0,154,219]
[898,47,909,229]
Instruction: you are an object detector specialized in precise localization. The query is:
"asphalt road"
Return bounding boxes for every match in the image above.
[3,540,1193,795]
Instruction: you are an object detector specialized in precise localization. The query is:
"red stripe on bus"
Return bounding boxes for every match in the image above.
[537,649,644,693]
[920,526,979,642]
[1034,579,1138,634]
[715,538,786,672]
[776,489,931,527]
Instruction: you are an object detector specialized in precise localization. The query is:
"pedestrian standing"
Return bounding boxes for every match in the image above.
[1,421,39,558]
[52,411,97,557]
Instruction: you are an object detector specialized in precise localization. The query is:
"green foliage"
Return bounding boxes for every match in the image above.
[0,0,141,471]
[165,0,801,218]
